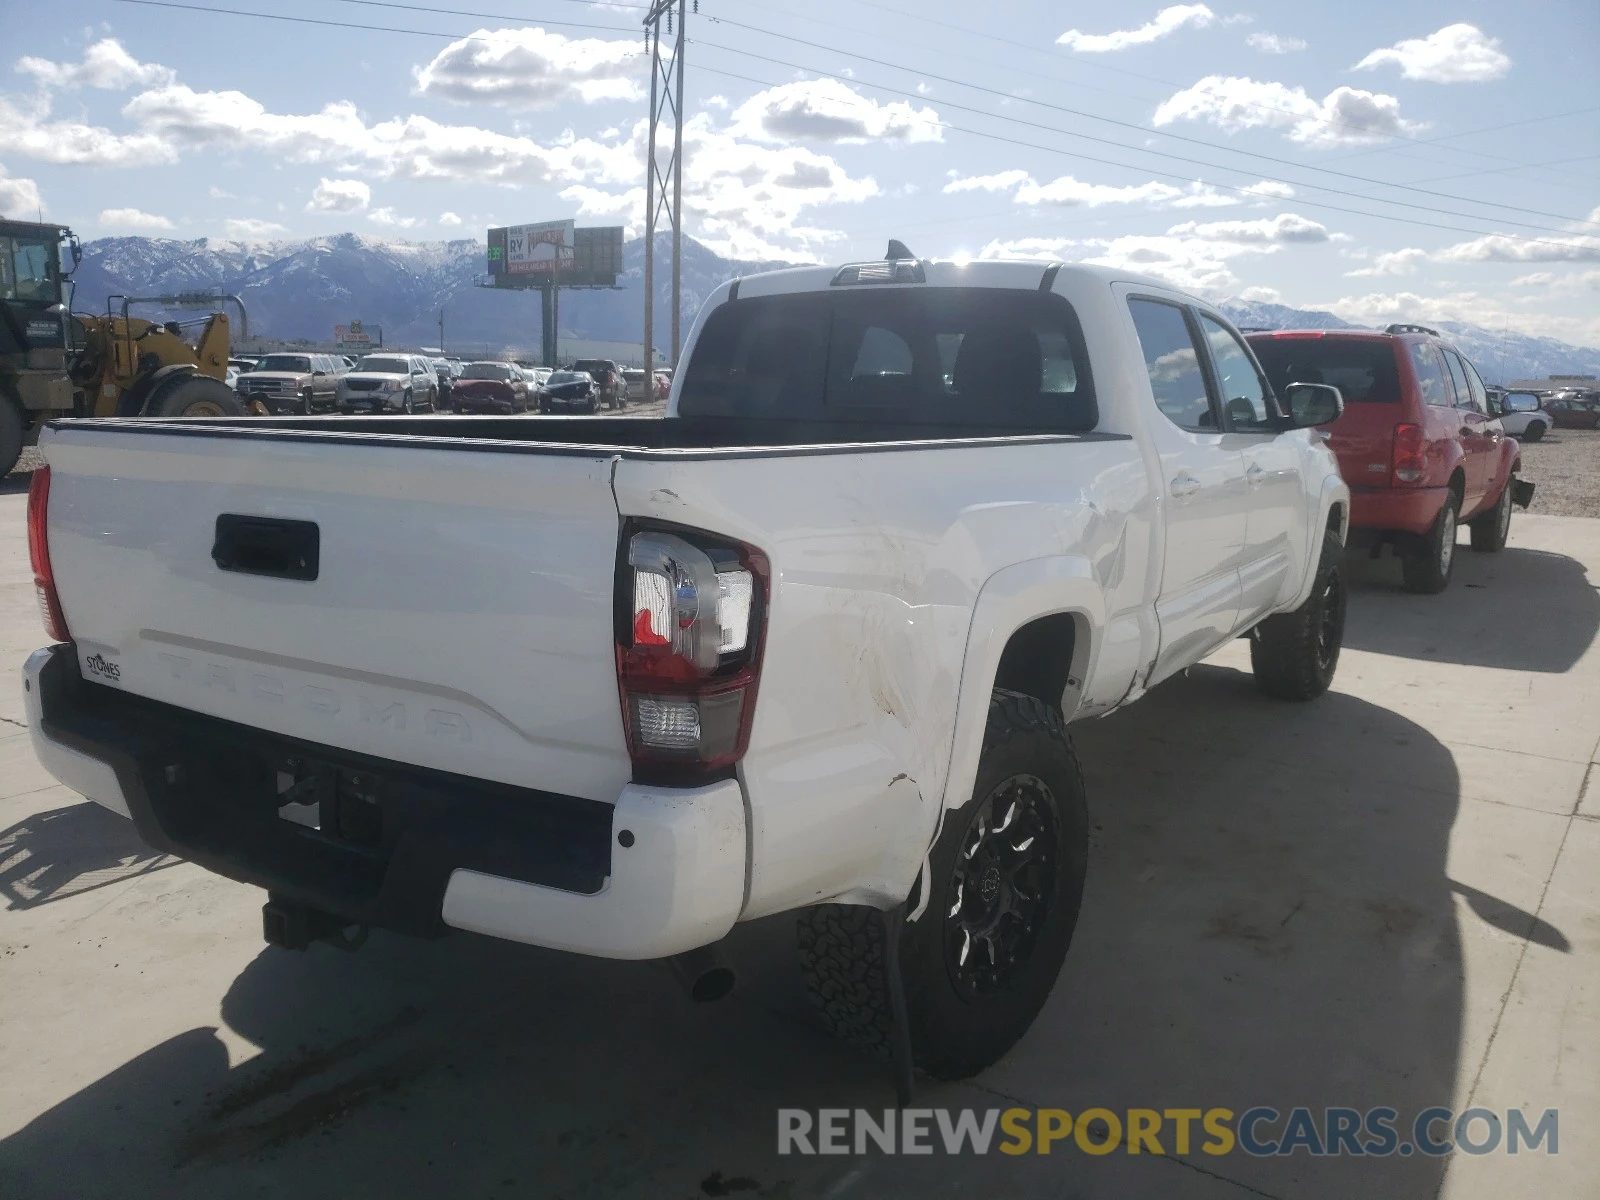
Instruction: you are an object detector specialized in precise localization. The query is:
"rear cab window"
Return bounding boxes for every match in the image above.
[1251,336,1402,407]
[677,288,1097,431]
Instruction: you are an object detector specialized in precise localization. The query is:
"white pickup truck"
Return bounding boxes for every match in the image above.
[23,254,1349,1083]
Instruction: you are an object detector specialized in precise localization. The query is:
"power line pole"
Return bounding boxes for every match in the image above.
[643,0,687,371]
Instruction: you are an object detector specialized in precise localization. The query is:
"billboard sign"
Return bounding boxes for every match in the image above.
[334,319,381,350]
[487,224,624,288]
[503,219,575,276]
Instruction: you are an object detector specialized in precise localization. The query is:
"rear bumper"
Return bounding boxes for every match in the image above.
[1348,484,1447,537]
[23,645,746,959]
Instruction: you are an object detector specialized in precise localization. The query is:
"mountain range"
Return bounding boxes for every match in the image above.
[68,233,1600,384]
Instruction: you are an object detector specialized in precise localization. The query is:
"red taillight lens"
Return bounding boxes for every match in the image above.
[616,526,768,779]
[27,466,70,643]
[1391,423,1427,485]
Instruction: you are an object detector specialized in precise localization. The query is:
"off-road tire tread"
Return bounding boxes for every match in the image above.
[1250,532,1346,701]
[798,689,1086,1080]
[1401,493,1459,594]
[1469,479,1513,552]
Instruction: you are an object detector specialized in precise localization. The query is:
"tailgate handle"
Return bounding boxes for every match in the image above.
[212,515,320,581]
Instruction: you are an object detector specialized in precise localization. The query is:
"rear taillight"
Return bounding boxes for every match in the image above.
[616,526,768,779]
[1391,422,1427,485]
[27,466,70,643]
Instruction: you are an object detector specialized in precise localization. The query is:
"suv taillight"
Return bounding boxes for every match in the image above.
[1391,423,1427,485]
[27,466,70,643]
[616,525,768,779]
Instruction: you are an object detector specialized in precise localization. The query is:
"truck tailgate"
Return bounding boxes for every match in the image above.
[41,427,632,802]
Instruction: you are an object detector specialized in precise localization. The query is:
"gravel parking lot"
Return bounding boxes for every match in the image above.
[1512,428,1600,518]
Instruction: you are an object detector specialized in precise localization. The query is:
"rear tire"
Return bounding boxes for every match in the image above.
[0,397,24,478]
[1250,532,1346,701]
[145,374,247,418]
[1470,477,1514,552]
[1522,421,1546,442]
[1402,492,1460,594]
[402,390,414,415]
[798,689,1088,1080]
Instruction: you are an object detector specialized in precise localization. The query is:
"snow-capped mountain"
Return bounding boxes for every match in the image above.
[68,233,1600,384]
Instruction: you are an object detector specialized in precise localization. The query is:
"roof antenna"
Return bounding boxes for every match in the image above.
[886,239,915,260]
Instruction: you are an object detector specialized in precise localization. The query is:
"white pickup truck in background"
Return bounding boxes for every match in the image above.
[23,253,1349,1083]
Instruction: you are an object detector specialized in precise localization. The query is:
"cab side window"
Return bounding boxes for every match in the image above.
[1408,342,1452,408]
[1128,298,1215,433]
[1197,312,1275,432]
[1441,349,1474,412]
[1460,355,1490,415]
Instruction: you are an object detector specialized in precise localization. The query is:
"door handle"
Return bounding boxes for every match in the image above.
[1246,463,1265,486]
[1169,474,1202,499]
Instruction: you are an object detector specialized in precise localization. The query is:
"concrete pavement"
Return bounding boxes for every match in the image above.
[0,486,1594,1199]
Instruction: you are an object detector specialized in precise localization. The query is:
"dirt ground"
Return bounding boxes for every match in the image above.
[1513,427,1600,518]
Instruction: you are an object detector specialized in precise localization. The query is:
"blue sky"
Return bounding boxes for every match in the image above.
[1,0,1597,343]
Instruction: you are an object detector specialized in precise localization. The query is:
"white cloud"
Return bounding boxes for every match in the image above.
[307,177,371,213]
[223,217,287,238]
[1345,247,1429,277]
[1246,32,1305,54]
[1437,230,1600,264]
[945,170,1284,210]
[1165,213,1330,243]
[412,27,642,108]
[1354,24,1510,83]
[1511,269,1600,293]
[729,79,941,144]
[16,38,175,90]
[208,185,234,199]
[0,164,42,217]
[99,206,174,230]
[439,211,462,226]
[1238,285,1281,302]
[1242,180,1294,200]
[559,114,879,259]
[1154,76,1423,147]
[368,206,419,228]
[120,85,639,188]
[1318,290,1600,348]
[0,94,178,167]
[976,237,1089,260]
[1058,5,1215,52]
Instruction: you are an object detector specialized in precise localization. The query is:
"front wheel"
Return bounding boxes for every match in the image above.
[1250,531,1346,701]
[1522,421,1546,442]
[1470,476,1514,552]
[1401,492,1460,594]
[798,689,1088,1080]
[401,390,414,415]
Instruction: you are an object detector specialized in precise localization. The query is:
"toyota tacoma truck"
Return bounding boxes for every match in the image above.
[23,254,1349,1082]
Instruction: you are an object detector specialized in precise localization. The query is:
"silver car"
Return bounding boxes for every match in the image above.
[336,353,440,414]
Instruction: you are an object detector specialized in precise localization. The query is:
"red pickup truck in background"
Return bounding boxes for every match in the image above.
[1249,324,1532,595]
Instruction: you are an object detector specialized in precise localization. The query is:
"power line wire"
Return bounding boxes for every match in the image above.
[701,14,1600,229]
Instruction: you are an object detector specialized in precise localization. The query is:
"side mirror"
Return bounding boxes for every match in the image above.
[1282,382,1343,429]
[1502,393,1540,414]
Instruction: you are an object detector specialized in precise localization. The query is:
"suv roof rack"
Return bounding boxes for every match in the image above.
[1384,322,1440,337]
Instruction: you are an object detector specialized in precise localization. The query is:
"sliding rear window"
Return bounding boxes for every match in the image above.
[1249,336,1401,404]
[677,288,1097,431]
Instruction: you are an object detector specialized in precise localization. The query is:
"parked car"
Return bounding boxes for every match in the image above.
[1546,396,1600,429]
[1249,323,1532,594]
[449,361,533,414]
[336,353,439,414]
[541,369,599,413]
[430,358,461,403]
[1493,390,1552,441]
[571,358,625,410]
[24,254,1350,1083]
[235,352,343,414]
[622,368,650,403]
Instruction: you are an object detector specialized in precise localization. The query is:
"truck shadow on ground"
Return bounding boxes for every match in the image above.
[0,667,1547,1199]
[0,800,179,910]
[1344,543,1599,673]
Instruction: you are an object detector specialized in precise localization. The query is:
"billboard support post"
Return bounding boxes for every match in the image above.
[643,0,686,370]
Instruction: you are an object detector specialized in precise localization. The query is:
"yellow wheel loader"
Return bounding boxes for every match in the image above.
[2,219,249,477]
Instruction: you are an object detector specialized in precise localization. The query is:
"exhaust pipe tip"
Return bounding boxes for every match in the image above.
[664,942,737,1003]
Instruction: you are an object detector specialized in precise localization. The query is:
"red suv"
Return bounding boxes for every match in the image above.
[1248,324,1531,594]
